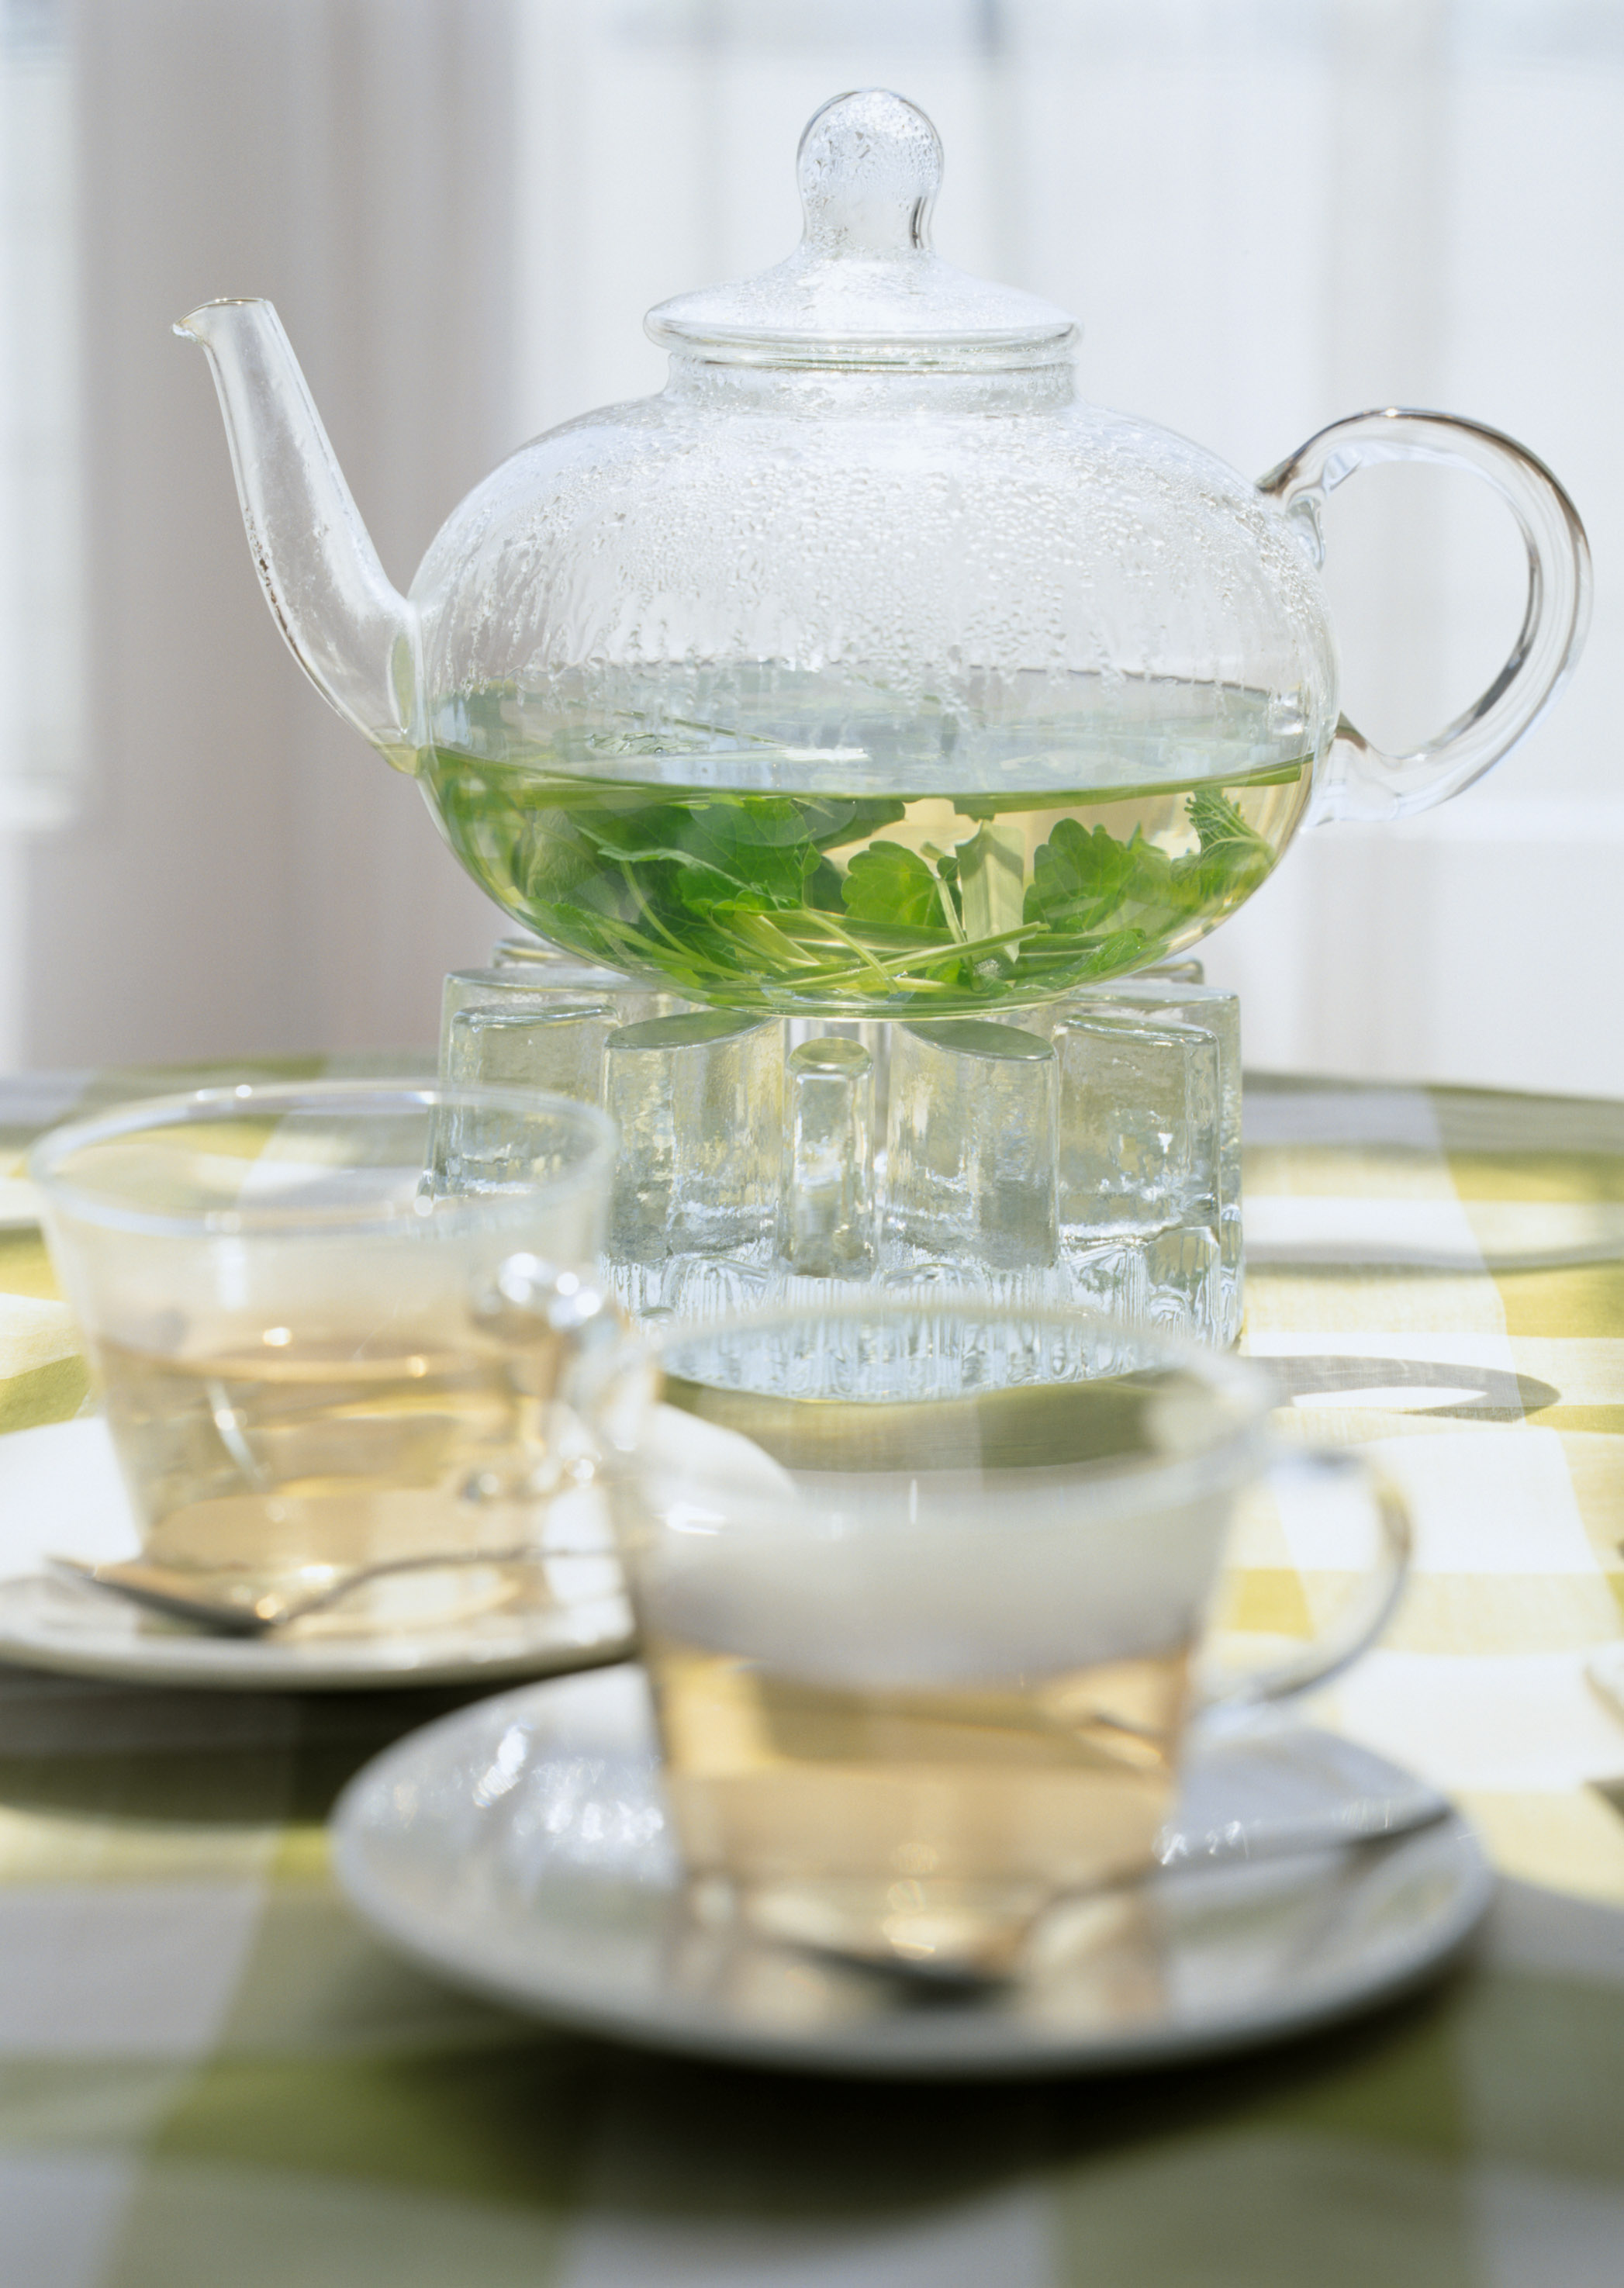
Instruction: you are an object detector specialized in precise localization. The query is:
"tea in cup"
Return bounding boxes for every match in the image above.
[599,1300,1409,1975]
[31,1080,618,1624]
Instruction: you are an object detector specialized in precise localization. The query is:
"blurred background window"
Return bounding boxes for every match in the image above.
[0,0,82,1064]
[1,0,1618,1089]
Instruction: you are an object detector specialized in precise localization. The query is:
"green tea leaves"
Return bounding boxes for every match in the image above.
[425,748,1291,1014]
[1024,793,1276,955]
[841,842,948,931]
[1190,786,1273,861]
[800,796,909,850]
[1027,817,1139,930]
[677,798,817,911]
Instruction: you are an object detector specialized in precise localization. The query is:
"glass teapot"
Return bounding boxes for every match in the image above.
[180,90,1589,1018]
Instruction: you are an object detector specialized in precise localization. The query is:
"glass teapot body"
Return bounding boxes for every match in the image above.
[409,358,1331,1013]
[180,91,1588,1017]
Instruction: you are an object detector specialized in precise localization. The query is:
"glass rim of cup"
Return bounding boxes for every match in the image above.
[28,1077,617,1242]
[598,1293,1276,1506]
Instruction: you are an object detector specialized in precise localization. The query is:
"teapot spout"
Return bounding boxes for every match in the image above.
[175,299,420,767]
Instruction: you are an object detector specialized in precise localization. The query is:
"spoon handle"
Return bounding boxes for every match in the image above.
[1156,1782,1451,1870]
[46,1545,549,1636]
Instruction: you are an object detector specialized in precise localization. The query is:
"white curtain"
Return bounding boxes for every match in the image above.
[12,0,516,1067]
[2,0,1620,1089]
[0,0,81,1068]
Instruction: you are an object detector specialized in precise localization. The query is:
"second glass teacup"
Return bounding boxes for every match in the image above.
[597,1298,1411,1978]
[30,1080,618,1630]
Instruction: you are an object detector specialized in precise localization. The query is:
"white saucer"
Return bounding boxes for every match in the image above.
[331,1666,1493,2079]
[0,1418,634,1692]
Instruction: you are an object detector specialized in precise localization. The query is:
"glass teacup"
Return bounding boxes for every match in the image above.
[596,1298,1410,1977]
[30,1080,618,1627]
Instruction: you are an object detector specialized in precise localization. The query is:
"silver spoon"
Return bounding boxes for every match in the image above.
[46,1546,551,1636]
[1154,1779,1453,1869]
[717,1786,1457,1993]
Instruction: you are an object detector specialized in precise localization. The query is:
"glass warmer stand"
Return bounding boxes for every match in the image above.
[435,938,1242,1348]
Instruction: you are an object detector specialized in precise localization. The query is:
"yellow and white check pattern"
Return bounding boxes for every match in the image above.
[0,1063,1621,2286]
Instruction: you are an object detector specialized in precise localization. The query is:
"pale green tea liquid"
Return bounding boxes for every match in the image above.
[420,675,1316,1015]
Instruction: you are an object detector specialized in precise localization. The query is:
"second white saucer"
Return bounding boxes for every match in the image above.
[0,1416,634,1692]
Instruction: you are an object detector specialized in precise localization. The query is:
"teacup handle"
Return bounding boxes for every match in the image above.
[1199,1445,1412,1716]
[1259,410,1591,824]
[466,1254,627,1519]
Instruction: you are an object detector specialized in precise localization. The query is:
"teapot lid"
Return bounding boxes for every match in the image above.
[645,90,1076,371]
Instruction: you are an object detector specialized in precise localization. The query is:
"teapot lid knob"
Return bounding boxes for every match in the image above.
[644,88,1074,368]
[796,90,942,257]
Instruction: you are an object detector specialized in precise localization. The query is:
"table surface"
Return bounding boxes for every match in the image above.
[2,1061,1622,2288]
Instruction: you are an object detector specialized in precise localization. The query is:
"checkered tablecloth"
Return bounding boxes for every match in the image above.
[2,1064,1621,2287]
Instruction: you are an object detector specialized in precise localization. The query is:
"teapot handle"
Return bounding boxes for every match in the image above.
[1259,410,1591,823]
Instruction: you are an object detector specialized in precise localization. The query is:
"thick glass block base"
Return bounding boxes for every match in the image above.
[444,942,1242,1344]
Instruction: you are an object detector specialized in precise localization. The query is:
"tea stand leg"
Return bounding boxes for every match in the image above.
[604,1011,783,1274]
[443,988,617,1105]
[779,1037,876,1278]
[1052,976,1242,1336]
[884,1020,1059,1274]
